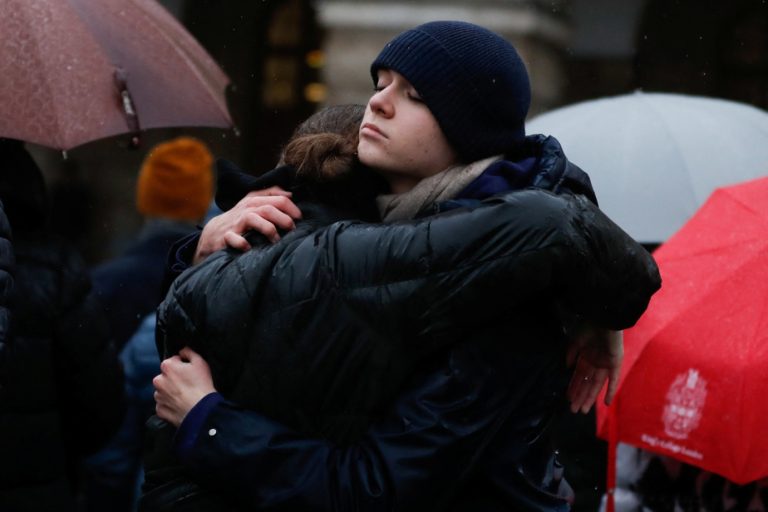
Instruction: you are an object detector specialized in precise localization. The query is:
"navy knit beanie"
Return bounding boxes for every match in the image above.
[371,21,531,162]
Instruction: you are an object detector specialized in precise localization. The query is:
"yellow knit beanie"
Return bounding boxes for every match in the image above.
[136,137,214,221]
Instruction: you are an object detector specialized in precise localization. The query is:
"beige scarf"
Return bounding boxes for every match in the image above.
[376,155,502,222]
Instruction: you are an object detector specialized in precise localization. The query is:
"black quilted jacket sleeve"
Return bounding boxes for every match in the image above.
[157,188,660,441]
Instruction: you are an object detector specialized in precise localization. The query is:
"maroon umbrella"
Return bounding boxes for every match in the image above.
[0,0,233,150]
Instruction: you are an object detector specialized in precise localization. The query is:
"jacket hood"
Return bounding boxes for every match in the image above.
[522,134,597,205]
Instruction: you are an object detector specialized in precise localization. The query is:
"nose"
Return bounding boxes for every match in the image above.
[368,86,394,118]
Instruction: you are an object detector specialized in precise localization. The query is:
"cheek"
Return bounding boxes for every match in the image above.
[402,138,434,166]
[409,124,453,164]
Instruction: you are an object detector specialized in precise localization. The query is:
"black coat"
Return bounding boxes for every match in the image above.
[0,140,125,511]
[0,233,123,510]
[147,189,660,511]
[0,232,126,512]
[146,139,660,511]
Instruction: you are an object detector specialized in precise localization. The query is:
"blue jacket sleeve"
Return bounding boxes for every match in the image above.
[173,339,566,511]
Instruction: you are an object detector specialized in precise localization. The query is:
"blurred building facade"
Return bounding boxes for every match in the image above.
[31,0,767,265]
[316,0,571,116]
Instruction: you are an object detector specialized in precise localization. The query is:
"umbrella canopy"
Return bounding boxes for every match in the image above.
[526,92,768,244]
[596,176,768,490]
[0,0,232,150]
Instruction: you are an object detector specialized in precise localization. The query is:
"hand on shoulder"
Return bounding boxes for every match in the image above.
[194,187,302,264]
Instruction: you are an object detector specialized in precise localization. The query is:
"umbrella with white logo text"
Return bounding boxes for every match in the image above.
[595,176,768,511]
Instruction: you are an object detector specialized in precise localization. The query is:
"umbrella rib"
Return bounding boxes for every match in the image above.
[723,187,768,221]
[639,94,700,208]
[11,3,111,149]
[128,0,232,125]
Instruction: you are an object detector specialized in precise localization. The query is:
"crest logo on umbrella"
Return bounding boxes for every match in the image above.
[662,368,707,440]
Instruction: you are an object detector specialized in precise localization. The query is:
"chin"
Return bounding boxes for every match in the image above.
[357,145,385,169]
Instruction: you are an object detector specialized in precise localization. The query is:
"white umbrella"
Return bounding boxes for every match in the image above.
[526,92,768,244]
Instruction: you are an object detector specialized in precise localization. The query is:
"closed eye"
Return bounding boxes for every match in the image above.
[408,92,425,103]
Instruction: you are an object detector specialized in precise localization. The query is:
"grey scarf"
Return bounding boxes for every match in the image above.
[376,155,501,222]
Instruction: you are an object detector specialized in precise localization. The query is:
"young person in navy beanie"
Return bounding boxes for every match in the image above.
[150,20,657,512]
[371,20,531,162]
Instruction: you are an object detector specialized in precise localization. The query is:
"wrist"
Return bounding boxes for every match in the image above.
[174,392,224,461]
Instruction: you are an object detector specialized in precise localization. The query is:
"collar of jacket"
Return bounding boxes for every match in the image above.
[426,134,598,217]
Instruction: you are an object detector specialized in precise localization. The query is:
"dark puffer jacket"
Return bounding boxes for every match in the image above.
[145,136,660,511]
[0,141,125,512]
[157,150,658,445]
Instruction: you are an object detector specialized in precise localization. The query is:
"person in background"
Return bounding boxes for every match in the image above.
[150,21,660,511]
[83,137,215,512]
[0,158,15,509]
[0,138,124,512]
[91,137,214,350]
[605,444,768,512]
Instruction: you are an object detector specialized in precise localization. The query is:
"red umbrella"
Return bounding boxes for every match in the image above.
[0,0,232,151]
[596,176,768,510]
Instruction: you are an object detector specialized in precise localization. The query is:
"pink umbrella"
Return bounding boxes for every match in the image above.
[0,0,233,150]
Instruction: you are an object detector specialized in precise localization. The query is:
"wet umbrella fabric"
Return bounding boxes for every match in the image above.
[0,0,232,150]
[526,92,768,244]
[596,176,768,508]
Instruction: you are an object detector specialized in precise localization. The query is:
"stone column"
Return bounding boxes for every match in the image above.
[316,0,571,116]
